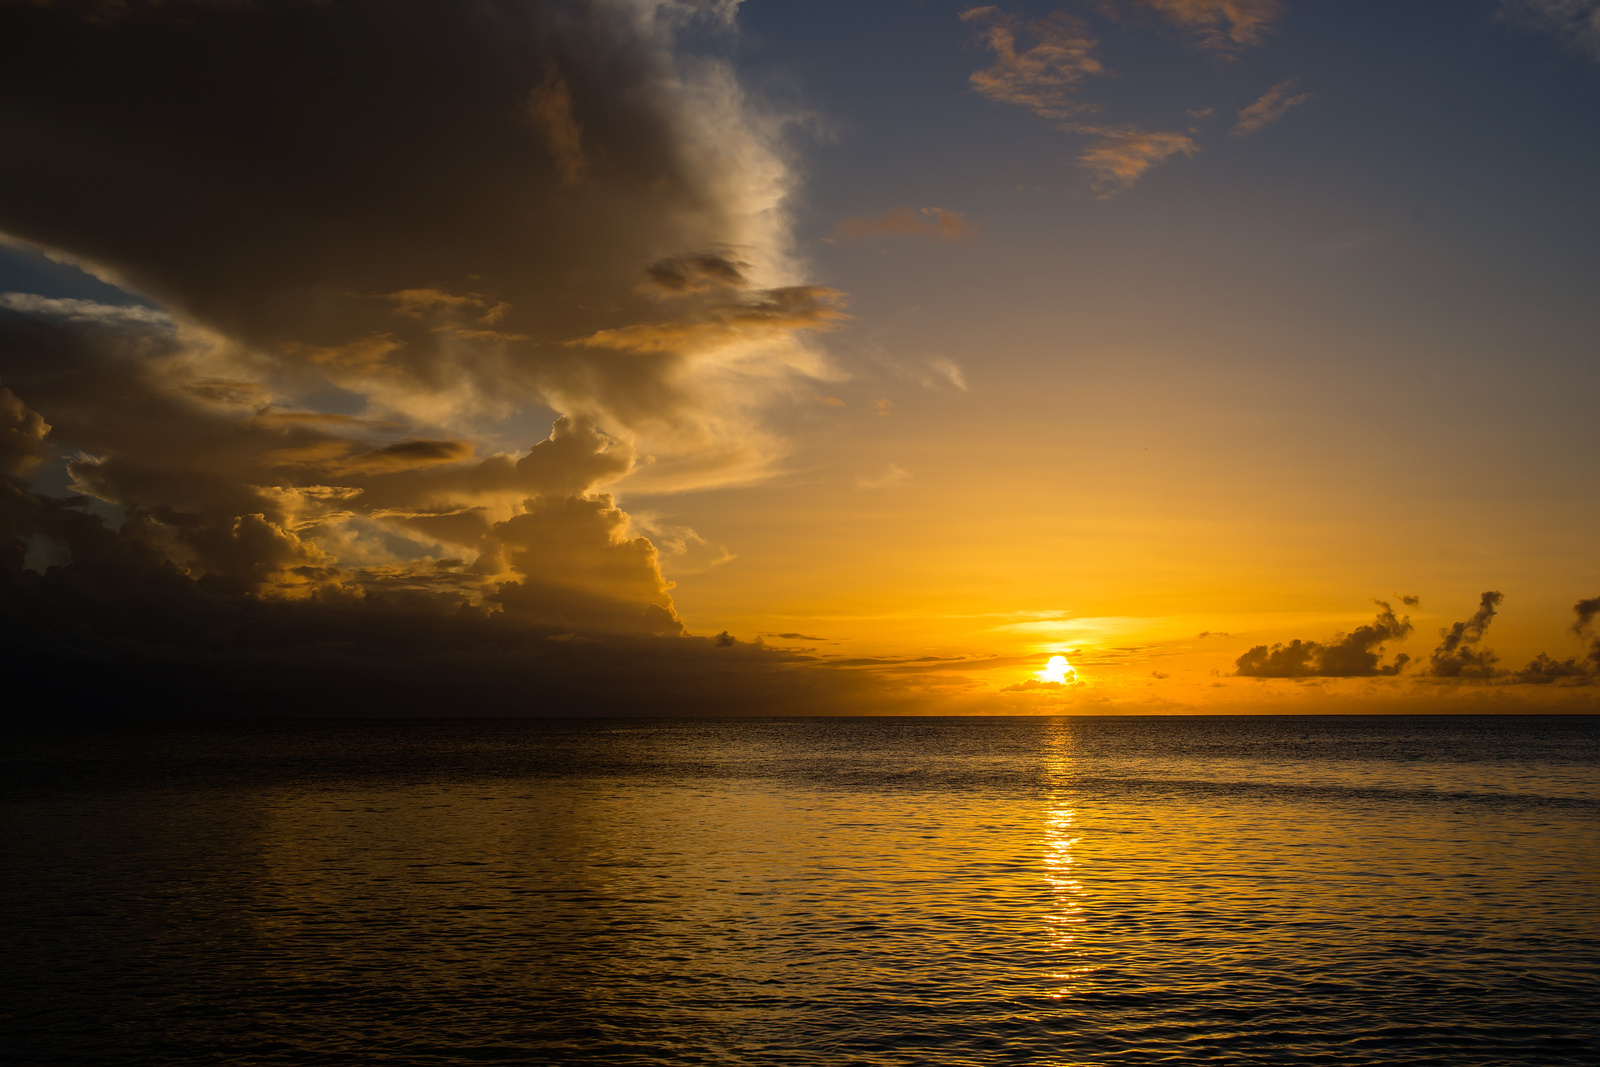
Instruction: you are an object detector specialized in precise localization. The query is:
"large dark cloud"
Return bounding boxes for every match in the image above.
[0,0,837,473]
[1234,601,1412,678]
[0,0,873,712]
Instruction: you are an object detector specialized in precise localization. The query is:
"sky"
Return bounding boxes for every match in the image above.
[1,0,1597,714]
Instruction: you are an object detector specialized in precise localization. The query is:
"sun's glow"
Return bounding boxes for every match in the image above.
[1038,655,1075,684]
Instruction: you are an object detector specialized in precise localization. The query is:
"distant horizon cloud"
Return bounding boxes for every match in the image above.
[1231,592,1600,687]
[1235,600,1413,678]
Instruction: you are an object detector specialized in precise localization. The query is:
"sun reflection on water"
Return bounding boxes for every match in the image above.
[1042,719,1095,995]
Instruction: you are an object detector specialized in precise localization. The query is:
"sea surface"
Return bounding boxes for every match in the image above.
[2,716,1597,1065]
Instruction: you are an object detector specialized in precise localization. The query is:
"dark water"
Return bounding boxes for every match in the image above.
[2,716,1597,1065]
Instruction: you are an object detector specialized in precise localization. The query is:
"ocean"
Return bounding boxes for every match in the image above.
[3,716,1596,1064]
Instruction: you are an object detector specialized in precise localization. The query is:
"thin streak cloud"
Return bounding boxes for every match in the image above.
[1233,79,1315,135]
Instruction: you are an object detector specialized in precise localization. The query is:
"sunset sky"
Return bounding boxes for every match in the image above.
[1,0,1597,713]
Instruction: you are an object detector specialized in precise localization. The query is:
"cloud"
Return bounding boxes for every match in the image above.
[1500,0,1600,59]
[1398,593,1421,606]
[930,358,970,391]
[961,7,1205,192]
[1573,594,1600,638]
[855,463,911,491]
[961,6,1105,120]
[1127,0,1283,52]
[1235,601,1413,677]
[0,0,825,476]
[834,206,975,242]
[1497,595,1600,685]
[1425,591,1503,678]
[1232,79,1315,136]
[0,1,918,711]
[1074,127,1200,189]
[1571,594,1600,667]
[1509,652,1592,684]
[0,382,50,478]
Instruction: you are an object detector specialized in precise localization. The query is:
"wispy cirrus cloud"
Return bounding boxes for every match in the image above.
[1073,126,1200,190]
[962,6,1198,191]
[1233,79,1315,135]
[1501,0,1600,58]
[1127,0,1284,53]
[960,6,1105,120]
[833,206,974,241]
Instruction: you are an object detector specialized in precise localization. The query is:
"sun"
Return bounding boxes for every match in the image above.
[1037,655,1075,684]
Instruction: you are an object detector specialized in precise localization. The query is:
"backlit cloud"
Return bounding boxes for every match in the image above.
[0,0,892,708]
[1233,79,1315,136]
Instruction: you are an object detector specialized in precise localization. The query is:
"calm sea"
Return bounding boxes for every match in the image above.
[2,716,1596,1065]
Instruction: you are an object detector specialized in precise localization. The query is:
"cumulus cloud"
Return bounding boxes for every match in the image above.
[1426,591,1503,678]
[1233,79,1315,135]
[1235,601,1413,677]
[0,0,824,469]
[0,382,49,478]
[0,0,900,711]
[833,207,974,242]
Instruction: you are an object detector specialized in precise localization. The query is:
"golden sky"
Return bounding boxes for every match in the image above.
[0,0,1596,712]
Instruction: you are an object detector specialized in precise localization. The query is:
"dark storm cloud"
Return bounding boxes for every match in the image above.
[0,0,820,439]
[0,1,878,711]
[0,472,891,715]
[1234,601,1412,678]
[1426,591,1503,678]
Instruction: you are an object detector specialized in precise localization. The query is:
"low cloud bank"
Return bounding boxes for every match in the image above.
[1234,591,1600,686]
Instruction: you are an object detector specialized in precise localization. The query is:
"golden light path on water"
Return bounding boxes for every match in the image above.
[1042,719,1094,997]
[3,718,1598,1064]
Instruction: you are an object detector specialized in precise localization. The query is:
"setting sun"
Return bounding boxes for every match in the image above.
[1038,655,1075,684]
